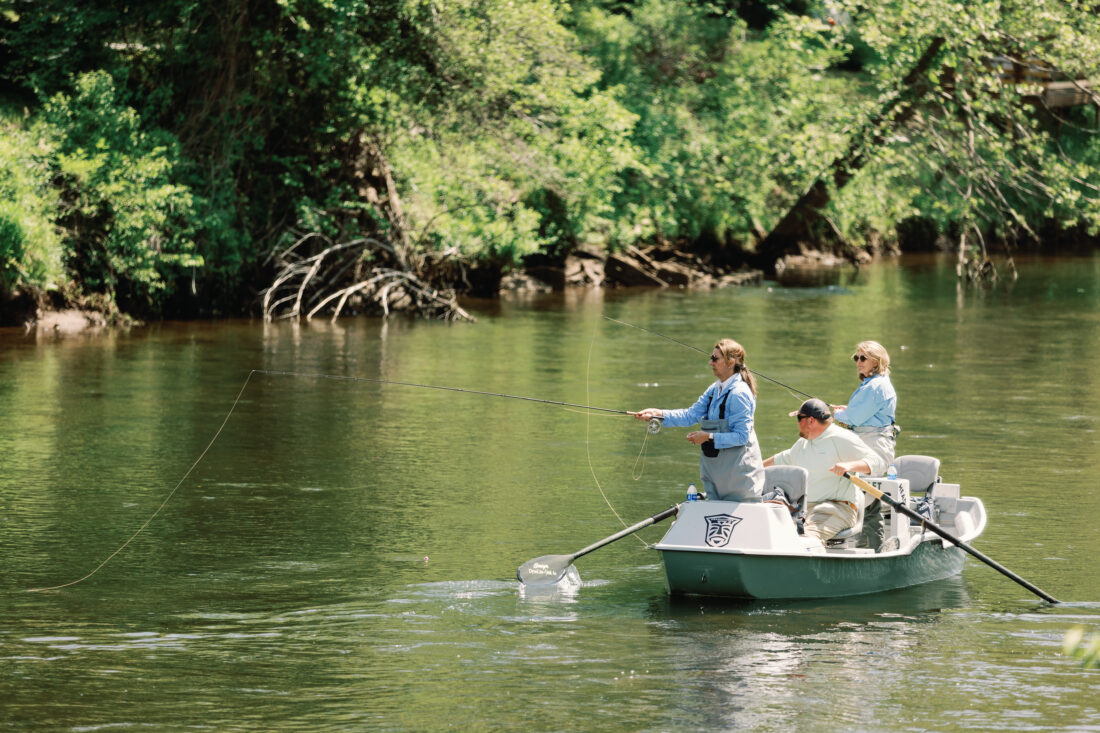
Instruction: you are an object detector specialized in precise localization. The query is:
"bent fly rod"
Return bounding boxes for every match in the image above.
[254,369,662,431]
[601,316,816,401]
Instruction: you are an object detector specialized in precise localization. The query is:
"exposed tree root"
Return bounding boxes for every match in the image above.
[261,233,474,322]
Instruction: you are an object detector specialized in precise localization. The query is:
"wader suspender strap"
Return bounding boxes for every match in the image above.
[705,387,730,421]
[700,386,732,457]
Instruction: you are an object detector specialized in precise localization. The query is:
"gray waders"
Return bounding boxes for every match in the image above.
[698,388,764,502]
[852,424,898,550]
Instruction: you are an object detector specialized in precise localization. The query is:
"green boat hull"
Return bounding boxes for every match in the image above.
[653,491,985,600]
[659,537,967,599]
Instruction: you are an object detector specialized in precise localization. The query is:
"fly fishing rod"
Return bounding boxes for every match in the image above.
[254,370,664,432]
[601,315,817,400]
[28,367,662,592]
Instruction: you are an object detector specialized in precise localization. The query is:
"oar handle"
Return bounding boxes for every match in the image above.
[572,505,680,560]
[843,472,1059,604]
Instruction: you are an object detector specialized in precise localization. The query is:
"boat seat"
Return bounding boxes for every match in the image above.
[826,489,866,548]
[761,465,808,530]
[826,516,864,548]
[895,455,942,526]
[894,454,941,495]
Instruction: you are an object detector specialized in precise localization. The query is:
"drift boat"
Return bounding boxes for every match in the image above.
[519,454,1057,602]
[652,465,987,600]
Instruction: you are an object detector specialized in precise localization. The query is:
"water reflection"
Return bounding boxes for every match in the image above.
[639,576,976,730]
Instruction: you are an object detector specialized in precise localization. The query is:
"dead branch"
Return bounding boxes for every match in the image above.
[261,235,474,323]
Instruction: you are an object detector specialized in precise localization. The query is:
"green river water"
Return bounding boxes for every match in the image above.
[2,254,1099,731]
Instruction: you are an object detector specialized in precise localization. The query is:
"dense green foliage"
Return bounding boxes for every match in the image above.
[1,0,1098,318]
[44,71,201,311]
[0,109,62,292]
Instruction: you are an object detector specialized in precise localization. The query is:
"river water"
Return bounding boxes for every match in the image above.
[2,254,1098,731]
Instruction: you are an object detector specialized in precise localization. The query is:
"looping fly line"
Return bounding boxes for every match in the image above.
[27,367,655,591]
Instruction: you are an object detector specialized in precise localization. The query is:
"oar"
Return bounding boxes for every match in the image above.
[843,472,1060,604]
[517,505,680,584]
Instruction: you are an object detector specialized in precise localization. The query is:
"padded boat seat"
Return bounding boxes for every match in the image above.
[894,454,941,495]
[826,487,866,548]
[827,519,863,548]
[761,465,808,529]
[895,454,942,525]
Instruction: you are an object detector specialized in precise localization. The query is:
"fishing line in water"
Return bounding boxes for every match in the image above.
[27,370,261,593]
[28,366,657,591]
[584,324,653,549]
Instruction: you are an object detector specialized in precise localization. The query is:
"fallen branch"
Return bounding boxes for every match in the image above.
[261,235,474,322]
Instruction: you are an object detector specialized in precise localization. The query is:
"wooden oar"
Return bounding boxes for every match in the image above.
[843,472,1059,603]
[517,505,680,585]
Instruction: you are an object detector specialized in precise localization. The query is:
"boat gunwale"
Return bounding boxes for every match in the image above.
[652,496,986,560]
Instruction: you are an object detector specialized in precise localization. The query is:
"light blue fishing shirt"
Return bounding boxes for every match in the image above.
[662,373,756,448]
[833,373,896,428]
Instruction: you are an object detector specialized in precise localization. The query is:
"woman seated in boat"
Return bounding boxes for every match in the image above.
[830,340,897,464]
[763,398,886,545]
[633,339,764,501]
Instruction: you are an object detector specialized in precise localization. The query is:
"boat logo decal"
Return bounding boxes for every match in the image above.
[703,513,742,547]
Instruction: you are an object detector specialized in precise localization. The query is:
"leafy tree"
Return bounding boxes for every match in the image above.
[388,0,641,263]
[827,0,1100,252]
[573,0,858,258]
[2,0,1099,320]
[43,70,200,313]
[0,112,63,295]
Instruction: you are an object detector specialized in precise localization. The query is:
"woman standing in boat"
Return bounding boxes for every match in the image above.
[633,339,764,501]
[830,340,897,465]
[831,340,897,550]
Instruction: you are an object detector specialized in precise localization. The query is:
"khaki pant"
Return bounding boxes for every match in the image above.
[852,426,895,551]
[804,500,859,543]
[851,425,896,465]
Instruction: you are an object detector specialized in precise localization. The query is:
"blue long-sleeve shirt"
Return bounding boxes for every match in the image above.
[662,374,756,448]
[833,373,896,428]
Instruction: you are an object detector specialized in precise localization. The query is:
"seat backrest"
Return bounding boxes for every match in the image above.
[762,465,808,506]
[894,454,941,494]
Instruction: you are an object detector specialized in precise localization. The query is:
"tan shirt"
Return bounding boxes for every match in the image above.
[771,423,887,505]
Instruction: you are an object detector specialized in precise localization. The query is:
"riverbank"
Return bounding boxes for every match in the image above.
[10,242,773,331]
[9,240,1091,332]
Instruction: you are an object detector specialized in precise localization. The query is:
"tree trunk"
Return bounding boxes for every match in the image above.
[756,37,946,266]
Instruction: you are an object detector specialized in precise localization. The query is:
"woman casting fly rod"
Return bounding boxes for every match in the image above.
[633,339,764,501]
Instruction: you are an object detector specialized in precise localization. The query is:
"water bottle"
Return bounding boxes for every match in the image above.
[686,483,699,502]
[886,463,897,480]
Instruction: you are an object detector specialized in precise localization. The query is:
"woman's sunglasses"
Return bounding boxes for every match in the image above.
[852,354,869,362]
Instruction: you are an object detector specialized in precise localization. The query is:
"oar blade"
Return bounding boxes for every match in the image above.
[517,554,576,585]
